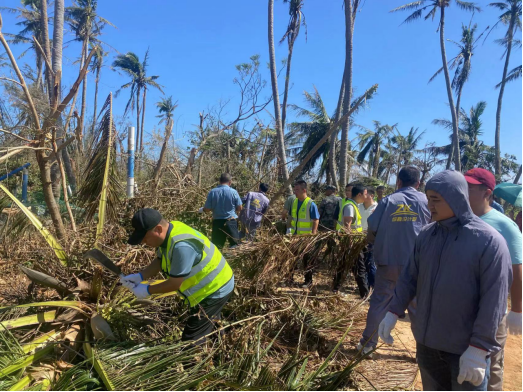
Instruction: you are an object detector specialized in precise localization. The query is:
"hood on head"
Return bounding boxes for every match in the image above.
[426,170,475,225]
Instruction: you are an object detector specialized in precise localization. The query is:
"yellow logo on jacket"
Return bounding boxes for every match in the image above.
[391,204,419,222]
[251,199,261,208]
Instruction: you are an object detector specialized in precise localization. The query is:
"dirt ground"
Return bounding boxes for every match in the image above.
[355,303,523,391]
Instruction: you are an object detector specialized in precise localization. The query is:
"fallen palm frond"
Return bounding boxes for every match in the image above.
[0,311,56,330]
[0,185,68,266]
[77,93,123,235]
[229,230,367,290]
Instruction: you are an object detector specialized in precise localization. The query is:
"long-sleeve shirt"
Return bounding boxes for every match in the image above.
[389,170,512,355]
[367,186,431,266]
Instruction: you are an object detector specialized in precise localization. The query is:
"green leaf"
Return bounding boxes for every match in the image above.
[0,345,53,378]
[0,311,56,330]
[0,185,67,265]
[83,342,115,391]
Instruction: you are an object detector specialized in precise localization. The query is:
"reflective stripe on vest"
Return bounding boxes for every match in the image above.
[336,198,363,232]
[159,221,233,307]
[290,197,312,235]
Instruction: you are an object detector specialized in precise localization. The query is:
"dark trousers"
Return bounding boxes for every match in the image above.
[211,219,239,250]
[181,292,233,345]
[303,254,313,285]
[417,343,490,391]
[332,249,367,296]
[364,244,376,288]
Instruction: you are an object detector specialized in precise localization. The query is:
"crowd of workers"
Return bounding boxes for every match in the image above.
[118,166,521,392]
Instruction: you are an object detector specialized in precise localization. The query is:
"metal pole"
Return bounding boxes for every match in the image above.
[0,162,31,182]
[22,167,28,203]
[127,126,135,198]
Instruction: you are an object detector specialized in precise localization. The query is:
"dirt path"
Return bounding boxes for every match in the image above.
[391,316,522,391]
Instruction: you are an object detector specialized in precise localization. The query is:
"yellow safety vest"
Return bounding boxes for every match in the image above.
[336,198,363,232]
[158,221,233,307]
[290,197,313,235]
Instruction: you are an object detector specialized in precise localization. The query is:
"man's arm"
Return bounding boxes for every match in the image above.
[511,264,522,312]
[389,239,420,317]
[343,216,353,228]
[311,220,319,234]
[203,191,213,213]
[148,276,184,294]
[235,191,243,214]
[470,239,512,352]
[139,258,162,280]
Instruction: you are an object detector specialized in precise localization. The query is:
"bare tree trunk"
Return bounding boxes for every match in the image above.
[446,78,465,169]
[52,132,76,232]
[439,6,460,171]
[90,65,101,137]
[339,0,354,185]
[78,37,89,153]
[140,87,147,154]
[40,0,52,99]
[152,119,173,186]
[258,131,269,182]
[37,152,66,239]
[372,142,380,178]
[281,34,295,133]
[135,85,141,175]
[51,0,64,106]
[36,53,43,90]
[197,152,205,187]
[495,13,516,177]
[514,164,522,184]
[184,147,197,177]
[329,69,345,188]
[268,0,290,194]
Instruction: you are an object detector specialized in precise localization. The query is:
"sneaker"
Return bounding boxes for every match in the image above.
[356,342,375,358]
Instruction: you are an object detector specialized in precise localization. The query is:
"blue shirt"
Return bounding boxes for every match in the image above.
[480,209,522,265]
[204,185,242,220]
[166,239,234,300]
[491,200,505,213]
[289,199,320,220]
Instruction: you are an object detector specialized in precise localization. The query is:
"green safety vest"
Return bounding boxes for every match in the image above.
[290,197,313,235]
[158,221,233,307]
[336,198,362,232]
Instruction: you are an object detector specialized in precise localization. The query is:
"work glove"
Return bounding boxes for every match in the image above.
[378,312,398,345]
[130,283,150,299]
[286,228,292,235]
[507,311,522,335]
[120,273,143,289]
[198,207,204,213]
[457,346,488,386]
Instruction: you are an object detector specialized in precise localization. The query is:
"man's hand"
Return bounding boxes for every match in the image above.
[120,273,143,289]
[457,346,488,386]
[507,311,522,335]
[378,312,398,345]
[130,284,150,299]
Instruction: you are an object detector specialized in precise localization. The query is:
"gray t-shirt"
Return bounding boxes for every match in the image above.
[160,239,234,300]
[343,204,356,219]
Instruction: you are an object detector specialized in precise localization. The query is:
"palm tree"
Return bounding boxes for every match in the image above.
[112,50,163,158]
[4,0,47,89]
[391,0,480,172]
[65,0,114,149]
[280,0,306,133]
[391,127,426,168]
[89,44,107,136]
[153,96,178,186]
[495,64,522,87]
[339,0,363,186]
[432,101,487,170]
[429,21,488,169]
[489,0,522,176]
[268,0,290,191]
[357,121,397,178]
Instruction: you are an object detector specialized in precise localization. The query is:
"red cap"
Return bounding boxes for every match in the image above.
[464,168,496,190]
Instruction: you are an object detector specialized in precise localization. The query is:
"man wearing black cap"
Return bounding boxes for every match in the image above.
[121,208,235,343]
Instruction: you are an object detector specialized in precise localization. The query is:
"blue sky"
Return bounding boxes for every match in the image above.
[2,0,522,165]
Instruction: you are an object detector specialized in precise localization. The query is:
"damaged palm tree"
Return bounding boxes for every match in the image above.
[77,93,123,246]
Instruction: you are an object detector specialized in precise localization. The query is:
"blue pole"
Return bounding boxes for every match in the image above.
[127,126,135,197]
[0,162,31,182]
[22,167,28,203]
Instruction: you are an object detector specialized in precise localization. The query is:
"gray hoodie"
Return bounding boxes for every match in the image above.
[367,186,431,266]
[389,170,512,355]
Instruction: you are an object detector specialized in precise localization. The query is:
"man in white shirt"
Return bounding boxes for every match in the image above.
[359,187,378,289]
[359,187,378,231]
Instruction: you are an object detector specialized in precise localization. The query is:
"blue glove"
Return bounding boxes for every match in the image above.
[130,283,150,299]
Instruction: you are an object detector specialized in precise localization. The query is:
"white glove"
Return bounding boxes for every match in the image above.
[507,311,522,335]
[198,207,204,213]
[378,312,398,345]
[120,273,143,289]
[457,346,488,386]
[286,227,292,235]
[130,283,150,299]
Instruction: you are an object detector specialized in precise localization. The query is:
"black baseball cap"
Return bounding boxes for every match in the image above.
[128,208,163,245]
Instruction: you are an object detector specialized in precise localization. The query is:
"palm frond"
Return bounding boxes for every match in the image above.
[455,0,481,13]
[495,64,522,87]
